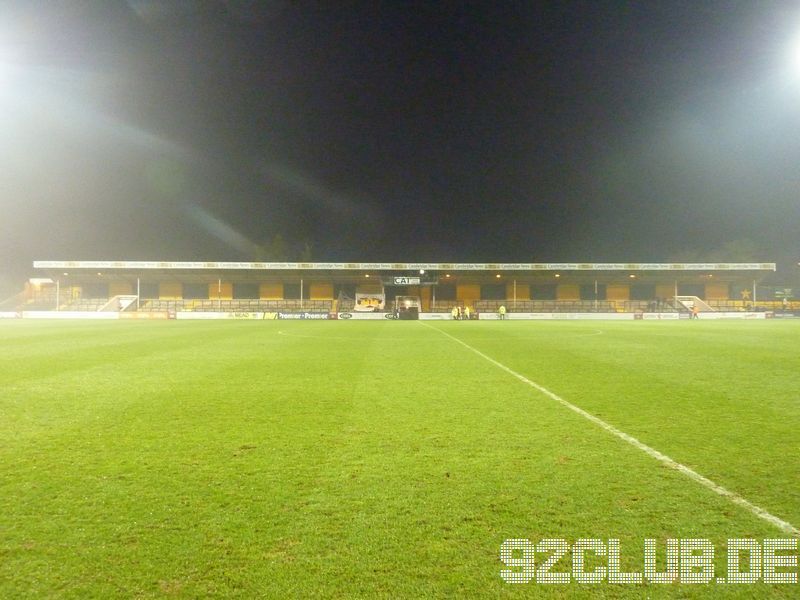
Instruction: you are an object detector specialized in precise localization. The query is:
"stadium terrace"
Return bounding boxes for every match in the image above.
[0,261,791,321]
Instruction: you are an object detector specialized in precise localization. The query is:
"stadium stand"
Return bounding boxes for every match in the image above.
[10,261,784,318]
[336,298,355,312]
[138,299,333,313]
[0,292,25,311]
[62,298,109,311]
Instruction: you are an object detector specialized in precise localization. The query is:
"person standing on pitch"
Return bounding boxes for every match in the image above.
[498,305,506,320]
[692,305,699,319]
[464,306,471,320]
[452,306,458,320]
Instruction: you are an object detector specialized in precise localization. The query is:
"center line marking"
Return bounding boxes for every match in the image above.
[422,323,800,537]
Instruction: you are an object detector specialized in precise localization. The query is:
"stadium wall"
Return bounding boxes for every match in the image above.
[606,284,630,301]
[259,283,283,299]
[159,282,182,299]
[655,283,674,299]
[556,284,580,300]
[419,287,432,311]
[109,281,133,296]
[309,282,333,299]
[705,282,729,299]
[506,282,530,300]
[356,283,383,295]
[209,282,233,299]
[457,284,480,305]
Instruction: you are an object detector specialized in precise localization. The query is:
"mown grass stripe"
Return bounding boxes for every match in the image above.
[423,322,800,537]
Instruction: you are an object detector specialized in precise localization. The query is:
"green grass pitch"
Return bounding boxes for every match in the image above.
[1,319,799,598]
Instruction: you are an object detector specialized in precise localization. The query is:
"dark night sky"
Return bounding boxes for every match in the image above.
[2,1,800,289]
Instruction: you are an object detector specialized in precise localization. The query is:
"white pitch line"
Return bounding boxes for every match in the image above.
[423,323,800,537]
[276,330,422,341]
[572,328,604,338]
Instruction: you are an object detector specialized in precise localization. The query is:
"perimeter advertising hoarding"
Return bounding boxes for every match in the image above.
[695,312,767,320]
[22,311,119,319]
[176,312,279,319]
[119,312,169,320]
[479,313,635,320]
[337,312,389,320]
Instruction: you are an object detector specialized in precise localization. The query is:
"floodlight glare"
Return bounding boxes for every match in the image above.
[0,60,13,87]
[790,34,800,78]
[0,47,22,87]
